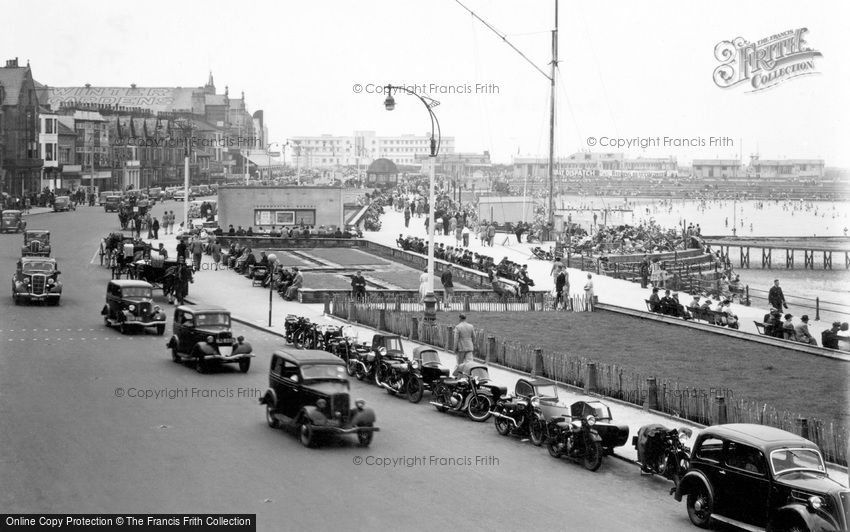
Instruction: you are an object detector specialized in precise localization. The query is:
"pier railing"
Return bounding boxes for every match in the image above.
[329,297,847,466]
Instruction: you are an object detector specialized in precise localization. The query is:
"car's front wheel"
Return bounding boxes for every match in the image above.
[686,486,713,528]
[357,425,374,447]
[171,346,181,363]
[119,321,127,335]
[265,404,279,428]
[299,420,316,448]
[238,358,250,373]
[155,324,165,336]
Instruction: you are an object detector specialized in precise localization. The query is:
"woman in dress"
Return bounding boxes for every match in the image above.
[418,268,430,302]
[649,258,662,287]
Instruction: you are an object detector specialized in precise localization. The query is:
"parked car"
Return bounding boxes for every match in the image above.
[173,189,192,201]
[104,195,122,212]
[11,257,62,305]
[21,230,51,257]
[674,423,849,531]
[569,400,630,455]
[0,210,26,233]
[166,305,253,373]
[53,196,75,212]
[101,280,167,335]
[260,349,379,447]
[198,185,211,196]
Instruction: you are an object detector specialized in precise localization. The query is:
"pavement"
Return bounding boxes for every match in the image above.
[145,224,849,486]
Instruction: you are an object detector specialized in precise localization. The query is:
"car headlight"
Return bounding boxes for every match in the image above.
[128,304,135,311]
[206,335,214,343]
[586,415,596,426]
[24,279,30,285]
[530,396,540,408]
[47,279,55,285]
[808,495,825,511]
[679,432,690,444]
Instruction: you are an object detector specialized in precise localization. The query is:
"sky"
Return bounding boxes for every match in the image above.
[3,0,849,165]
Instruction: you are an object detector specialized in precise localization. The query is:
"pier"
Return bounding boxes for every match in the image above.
[702,236,850,270]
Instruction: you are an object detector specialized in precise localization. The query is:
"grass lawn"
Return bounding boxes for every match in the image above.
[424,310,848,428]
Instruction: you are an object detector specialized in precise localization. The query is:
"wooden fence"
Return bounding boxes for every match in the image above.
[329,297,847,466]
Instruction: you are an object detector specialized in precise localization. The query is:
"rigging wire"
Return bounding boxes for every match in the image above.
[454,0,552,82]
[575,2,620,137]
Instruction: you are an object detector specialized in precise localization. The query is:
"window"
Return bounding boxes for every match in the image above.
[281,361,299,381]
[695,437,723,463]
[726,442,766,475]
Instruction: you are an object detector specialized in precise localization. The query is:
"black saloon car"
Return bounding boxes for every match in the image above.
[102,280,166,334]
[21,230,51,257]
[260,349,379,448]
[166,305,253,373]
[12,257,62,305]
[0,210,25,233]
[675,423,849,531]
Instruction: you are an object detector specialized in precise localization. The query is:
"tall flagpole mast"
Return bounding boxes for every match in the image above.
[547,0,558,225]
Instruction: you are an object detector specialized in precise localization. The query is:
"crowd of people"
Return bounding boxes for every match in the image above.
[646,287,740,328]
[224,224,360,239]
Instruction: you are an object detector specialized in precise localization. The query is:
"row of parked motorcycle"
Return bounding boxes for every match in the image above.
[283,314,692,481]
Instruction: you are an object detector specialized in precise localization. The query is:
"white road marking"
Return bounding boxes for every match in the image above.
[89,245,101,265]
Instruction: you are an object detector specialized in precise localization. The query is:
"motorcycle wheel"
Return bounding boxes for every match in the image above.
[494,413,512,436]
[294,331,306,349]
[529,415,546,446]
[433,384,449,412]
[354,363,367,381]
[346,359,357,377]
[583,440,604,472]
[467,395,492,422]
[373,365,384,387]
[547,438,562,458]
[406,375,424,404]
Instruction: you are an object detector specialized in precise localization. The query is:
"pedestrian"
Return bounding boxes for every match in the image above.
[440,265,454,309]
[133,215,142,239]
[768,279,788,310]
[176,236,187,262]
[145,212,153,238]
[452,314,476,371]
[190,237,204,271]
[639,254,650,289]
[418,267,430,303]
[351,269,367,300]
[487,223,496,247]
[461,225,470,247]
[404,205,411,228]
[554,265,566,310]
[209,240,221,270]
[583,273,594,310]
[152,217,160,240]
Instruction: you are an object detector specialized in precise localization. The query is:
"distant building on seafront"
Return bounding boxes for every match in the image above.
[512,152,679,182]
[0,58,43,197]
[288,130,456,170]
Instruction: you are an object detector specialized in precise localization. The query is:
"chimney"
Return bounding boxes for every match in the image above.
[5,57,19,68]
[130,83,137,89]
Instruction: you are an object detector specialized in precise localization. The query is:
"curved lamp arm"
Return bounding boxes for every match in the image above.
[383,84,441,158]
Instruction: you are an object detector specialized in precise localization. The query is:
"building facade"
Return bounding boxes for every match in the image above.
[513,152,678,180]
[0,58,43,197]
[217,185,347,231]
[288,130,456,170]
[38,112,59,190]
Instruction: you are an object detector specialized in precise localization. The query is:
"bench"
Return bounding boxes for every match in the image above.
[645,299,654,312]
[753,321,766,335]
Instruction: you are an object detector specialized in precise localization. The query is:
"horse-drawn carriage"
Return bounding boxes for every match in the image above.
[134,256,194,305]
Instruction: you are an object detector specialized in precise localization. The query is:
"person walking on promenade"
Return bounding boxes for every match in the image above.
[209,241,221,271]
[145,212,153,239]
[404,205,411,228]
[554,265,567,310]
[639,255,650,289]
[151,217,160,240]
[190,237,204,272]
[768,279,788,310]
[487,223,496,247]
[584,273,594,310]
[418,268,430,303]
[461,225,470,247]
[453,314,476,371]
[441,265,454,309]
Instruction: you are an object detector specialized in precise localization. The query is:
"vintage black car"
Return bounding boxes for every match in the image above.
[0,210,25,233]
[21,230,51,257]
[260,349,379,447]
[166,305,253,373]
[11,257,62,305]
[570,400,630,455]
[104,195,121,212]
[411,346,450,391]
[101,280,166,334]
[675,423,849,531]
[53,196,74,212]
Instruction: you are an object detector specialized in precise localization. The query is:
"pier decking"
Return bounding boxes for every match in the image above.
[702,236,850,269]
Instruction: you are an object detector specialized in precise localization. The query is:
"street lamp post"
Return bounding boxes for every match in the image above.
[266,142,282,183]
[382,84,441,321]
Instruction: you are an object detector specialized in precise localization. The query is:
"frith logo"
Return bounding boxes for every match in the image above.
[713,28,822,92]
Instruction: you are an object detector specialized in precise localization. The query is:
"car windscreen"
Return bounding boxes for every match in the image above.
[2,213,18,220]
[418,350,440,364]
[384,337,403,351]
[22,262,54,272]
[770,448,826,475]
[301,363,347,381]
[534,384,558,400]
[194,313,230,327]
[121,287,153,298]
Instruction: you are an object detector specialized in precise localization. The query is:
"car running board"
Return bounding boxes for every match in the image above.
[710,514,765,532]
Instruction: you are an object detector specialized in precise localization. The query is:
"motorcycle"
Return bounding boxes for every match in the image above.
[375,356,425,403]
[491,394,547,446]
[429,365,507,422]
[285,315,310,345]
[546,414,605,471]
[633,424,692,491]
